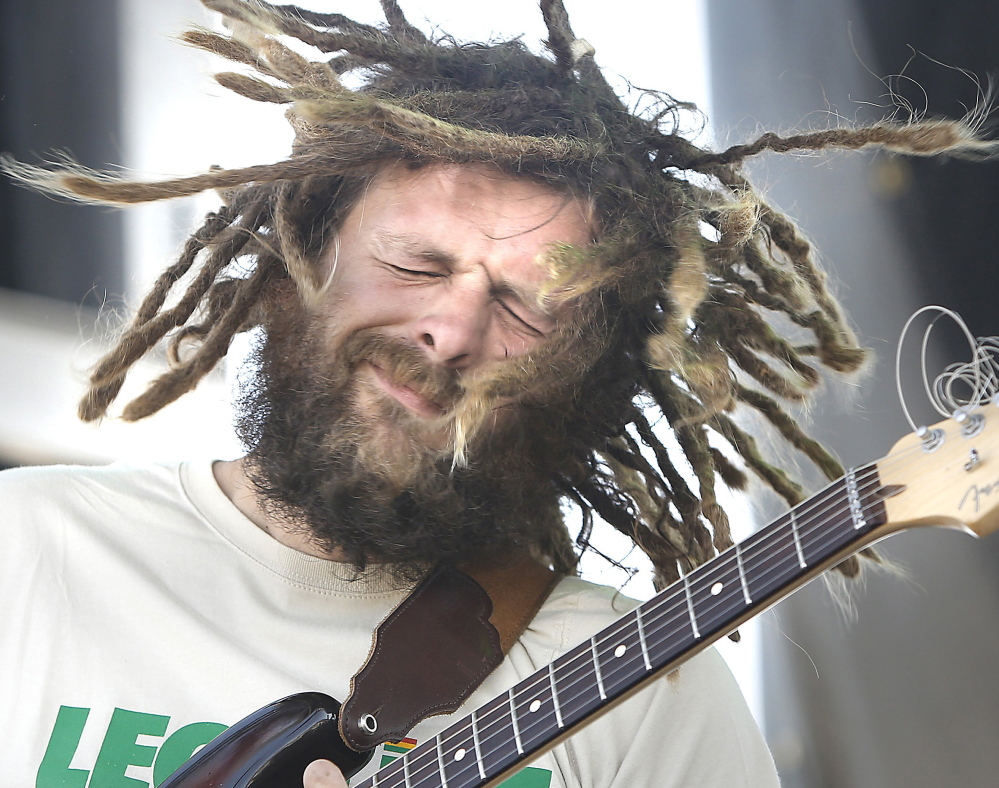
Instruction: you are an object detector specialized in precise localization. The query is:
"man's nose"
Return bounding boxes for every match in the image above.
[406,286,492,369]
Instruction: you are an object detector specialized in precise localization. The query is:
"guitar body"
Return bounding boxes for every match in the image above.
[159,693,371,788]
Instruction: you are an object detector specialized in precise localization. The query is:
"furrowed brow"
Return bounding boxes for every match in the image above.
[374,231,457,268]
[491,276,556,319]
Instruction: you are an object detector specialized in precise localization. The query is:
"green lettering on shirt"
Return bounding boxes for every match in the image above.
[501,767,553,788]
[35,706,549,788]
[152,722,228,786]
[36,705,91,788]
[90,708,169,788]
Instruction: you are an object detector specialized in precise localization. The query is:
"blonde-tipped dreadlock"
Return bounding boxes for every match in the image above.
[4,0,997,585]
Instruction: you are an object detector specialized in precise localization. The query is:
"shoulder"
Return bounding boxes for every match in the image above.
[0,462,196,555]
[0,459,181,488]
[0,461,185,509]
[524,575,639,654]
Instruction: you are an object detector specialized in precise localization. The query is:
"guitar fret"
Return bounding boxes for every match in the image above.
[735,541,752,604]
[371,771,379,788]
[743,516,803,602]
[510,676,559,755]
[403,751,413,788]
[790,509,807,569]
[542,644,605,734]
[508,688,524,754]
[548,662,564,728]
[846,469,868,530]
[634,606,652,672]
[470,709,486,782]
[475,696,518,777]
[435,722,480,788]
[590,636,607,700]
[435,735,449,788]
[685,550,746,640]
[682,574,700,639]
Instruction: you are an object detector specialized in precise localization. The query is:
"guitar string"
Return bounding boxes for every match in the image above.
[356,472,869,788]
[378,464,916,781]
[356,433,950,788]
[359,448,915,788]
[366,452,910,788]
[417,460,884,781]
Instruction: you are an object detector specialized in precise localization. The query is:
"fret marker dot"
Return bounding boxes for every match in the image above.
[711,582,724,595]
[454,748,466,762]
[529,699,542,713]
[614,644,627,658]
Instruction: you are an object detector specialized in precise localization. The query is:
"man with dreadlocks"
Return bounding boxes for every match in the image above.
[3,0,996,786]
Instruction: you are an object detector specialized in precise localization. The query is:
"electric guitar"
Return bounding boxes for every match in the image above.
[162,405,999,787]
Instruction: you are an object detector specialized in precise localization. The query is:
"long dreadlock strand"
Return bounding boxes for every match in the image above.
[630,411,700,514]
[733,237,808,313]
[704,165,847,317]
[624,415,701,534]
[0,153,354,205]
[120,255,277,422]
[600,441,664,534]
[540,0,578,79]
[693,120,999,167]
[681,424,734,553]
[378,0,427,42]
[710,413,804,506]
[735,384,845,482]
[79,196,269,421]
[181,29,277,77]
[709,447,749,491]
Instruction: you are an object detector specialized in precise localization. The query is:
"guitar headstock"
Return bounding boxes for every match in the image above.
[878,405,999,538]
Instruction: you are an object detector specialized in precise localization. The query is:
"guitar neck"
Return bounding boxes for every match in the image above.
[356,462,889,788]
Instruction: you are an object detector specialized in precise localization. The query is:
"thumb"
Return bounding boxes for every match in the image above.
[303,759,349,788]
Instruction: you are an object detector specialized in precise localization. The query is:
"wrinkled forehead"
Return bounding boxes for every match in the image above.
[359,162,596,244]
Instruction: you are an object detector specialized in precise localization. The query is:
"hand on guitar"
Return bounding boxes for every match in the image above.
[302,760,348,788]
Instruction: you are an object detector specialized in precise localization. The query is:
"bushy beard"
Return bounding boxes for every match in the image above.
[235,310,566,578]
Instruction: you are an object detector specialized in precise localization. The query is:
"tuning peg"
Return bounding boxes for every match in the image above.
[916,426,945,452]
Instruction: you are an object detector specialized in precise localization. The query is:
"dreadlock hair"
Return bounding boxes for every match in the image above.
[5,0,997,586]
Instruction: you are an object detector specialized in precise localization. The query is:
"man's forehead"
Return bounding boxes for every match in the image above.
[360,162,594,233]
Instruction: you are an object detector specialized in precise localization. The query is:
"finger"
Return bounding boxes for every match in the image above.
[302,759,348,788]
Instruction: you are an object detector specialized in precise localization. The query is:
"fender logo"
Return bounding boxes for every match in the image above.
[958,478,999,513]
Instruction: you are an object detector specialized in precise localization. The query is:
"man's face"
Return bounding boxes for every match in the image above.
[315,163,593,456]
[240,163,595,568]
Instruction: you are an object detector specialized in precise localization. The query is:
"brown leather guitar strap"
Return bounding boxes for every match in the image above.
[339,554,561,752]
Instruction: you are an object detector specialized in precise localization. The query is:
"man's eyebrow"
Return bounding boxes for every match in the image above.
[492,280,555,319]
[373,231,457,267]
[374,231,556,318]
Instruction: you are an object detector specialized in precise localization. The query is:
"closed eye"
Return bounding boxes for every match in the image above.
[383,262,445,279]
[497,298,547,337]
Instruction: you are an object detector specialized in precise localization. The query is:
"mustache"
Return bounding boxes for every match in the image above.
[340,330,463,411]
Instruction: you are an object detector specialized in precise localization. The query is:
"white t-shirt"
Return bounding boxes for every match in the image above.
[0,461,778,788]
